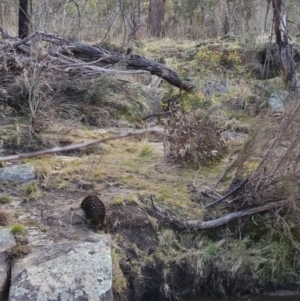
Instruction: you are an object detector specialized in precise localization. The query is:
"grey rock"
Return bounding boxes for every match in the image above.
[9,234,113,301]
[0,252,10,301]
[268,91,289,111]
[141,87,164,117]
[203,81,229,98]
[0,164,35,183]
[0,229,16,252]
[0,229,16,300]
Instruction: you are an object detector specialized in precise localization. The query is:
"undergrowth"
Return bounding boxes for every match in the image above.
[165,107,229,166]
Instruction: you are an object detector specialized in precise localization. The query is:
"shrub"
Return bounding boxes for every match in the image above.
[164,109,229,166]
[0,210,13,226]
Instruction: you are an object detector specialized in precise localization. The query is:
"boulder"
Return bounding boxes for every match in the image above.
[0,164,35,183]
[0,229,16,252]
[9,234,113,301]
[0,252,10,301]
[0,229,16,301]
[268,91,289,111]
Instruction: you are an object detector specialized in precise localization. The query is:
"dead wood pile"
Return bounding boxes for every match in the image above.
[0,28,194,135]
[0,28,194,93]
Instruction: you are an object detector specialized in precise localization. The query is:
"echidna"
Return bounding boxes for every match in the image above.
[81,194,106,228]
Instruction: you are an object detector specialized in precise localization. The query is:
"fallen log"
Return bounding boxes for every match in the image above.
[150,196,284,229]
[1,30,194,91]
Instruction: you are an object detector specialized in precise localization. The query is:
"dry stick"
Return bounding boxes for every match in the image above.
[205,178,248,209]
[151,199,285,230]
[252,103,300,194]
[265,131,300,182]
[251,101,300,181]
[212,156,238,189]
[0,127,162,162]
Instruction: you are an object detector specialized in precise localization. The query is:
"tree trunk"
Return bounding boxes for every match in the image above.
[147,0,165,37]
[221,0,234,35]
[272,0,298,91]
[19,0,30,38]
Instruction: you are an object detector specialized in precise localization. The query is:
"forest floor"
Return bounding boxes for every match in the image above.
[1,36,300,300]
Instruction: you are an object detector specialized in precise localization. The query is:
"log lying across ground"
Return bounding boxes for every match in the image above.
[150,197,284,229]
[1,29,194,91]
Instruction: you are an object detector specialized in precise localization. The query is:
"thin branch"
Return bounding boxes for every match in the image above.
[0,127,162,162]
[205,179,248,209]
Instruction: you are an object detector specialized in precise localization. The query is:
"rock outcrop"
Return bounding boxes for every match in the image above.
[0,229,16,301]
[9,234,112,301]
[0,164,35,183]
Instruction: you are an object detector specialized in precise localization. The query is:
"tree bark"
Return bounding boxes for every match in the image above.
[148,0,165,37]
[19,0,30,38]
[272,0,298,91]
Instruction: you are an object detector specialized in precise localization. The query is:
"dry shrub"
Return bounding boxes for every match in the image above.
[0,209,13,226]
[164,108,229,166]
[0,41,148,151]
[228,96,300,217]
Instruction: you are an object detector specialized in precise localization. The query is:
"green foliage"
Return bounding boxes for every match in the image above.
[220,50,242,68]
[11,223,25,234]
[182,92,207,110]
[195,46,221,65]
[195,46,243,74]
[203,240,218,257]
[258,239,299,283]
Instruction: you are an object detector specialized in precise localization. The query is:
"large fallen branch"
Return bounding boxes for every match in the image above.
[2,30,194,91]
[0,127,162,162]
[150,197,284,229]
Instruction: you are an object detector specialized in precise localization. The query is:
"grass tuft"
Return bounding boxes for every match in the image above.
[24,182,42,200]
[111,248,127,293]
[111,196,125,207]
[0,195,12,204]
[11,223,25,235]
[139,140,154,157]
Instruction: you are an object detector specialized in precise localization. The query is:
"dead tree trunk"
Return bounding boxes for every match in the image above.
[19,0,30,38]
[272,0,298,91]
[147,0,165,37]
